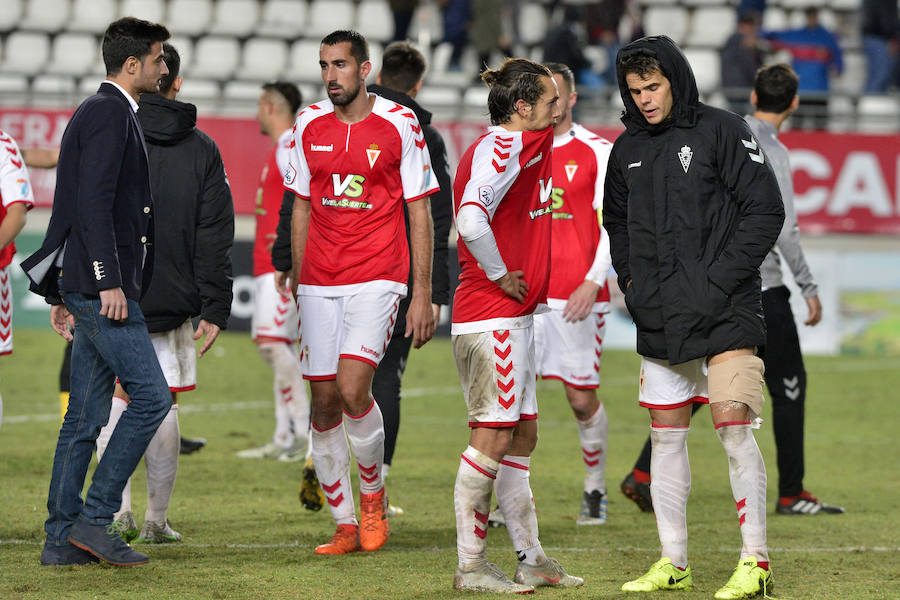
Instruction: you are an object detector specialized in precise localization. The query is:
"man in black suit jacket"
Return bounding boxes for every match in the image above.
[22,17,173,568]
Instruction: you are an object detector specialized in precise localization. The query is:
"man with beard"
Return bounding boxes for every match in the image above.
[283,30,438,555]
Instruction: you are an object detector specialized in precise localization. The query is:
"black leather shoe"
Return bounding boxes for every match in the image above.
[179,436,207,455]
[68,520,149,566]
[40,540,100,566]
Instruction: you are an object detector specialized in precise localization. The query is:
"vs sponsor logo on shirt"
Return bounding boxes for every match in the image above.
[323,173,372,209]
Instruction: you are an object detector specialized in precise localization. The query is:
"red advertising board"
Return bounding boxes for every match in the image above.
[2,106,897,234]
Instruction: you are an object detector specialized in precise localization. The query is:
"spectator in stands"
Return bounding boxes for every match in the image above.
[543,5,601,93]
[390,0,419,42]
[721,10,767,114]
[737,0,766,20]
[861,0,899,93]
[472,0,513,79]
[441,0,470,71]
[766,7,843,130]
[584,0,642,88]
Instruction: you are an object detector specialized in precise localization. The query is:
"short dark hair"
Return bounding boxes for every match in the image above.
[102,17,170,76]
[545,62,575,93]
[158,42,180,94]
[321,30,369,66]
[262,81,303,115]
[482,58,552,126]
[754,63,799,113]
[380,42,426,94]
[617,51,664,82]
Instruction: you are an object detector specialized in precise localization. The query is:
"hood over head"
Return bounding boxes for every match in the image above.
[137,93,197,145]
[615,35,699,134]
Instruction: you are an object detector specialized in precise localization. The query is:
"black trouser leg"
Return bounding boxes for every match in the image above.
[761,286,807,498]
[372,297,413,467]
[632,402,702,473]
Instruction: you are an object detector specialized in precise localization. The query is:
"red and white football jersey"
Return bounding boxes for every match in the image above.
[451,126,554,334]
[283,95,438,295]
[549,123,612,311]
[253,128,292,277]
[0,129,34,269]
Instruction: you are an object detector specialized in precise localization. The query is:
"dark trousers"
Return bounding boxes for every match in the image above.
[632,285,807,498]
[372,294,413,467]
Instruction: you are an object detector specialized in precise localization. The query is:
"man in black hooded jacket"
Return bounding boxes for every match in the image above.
[95,43,234,545]
[603,36,783,599]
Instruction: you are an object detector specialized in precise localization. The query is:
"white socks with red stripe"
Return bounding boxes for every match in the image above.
[650,425,691,569]
[311,420,356,526]
[258,342,308,449]
[344,399,385,495]
[144,403,179,524]
[494,455,546,566]
[97,395,132,516]
[717,423,769,564]
[576,402,608,494]
[454,446,497,569]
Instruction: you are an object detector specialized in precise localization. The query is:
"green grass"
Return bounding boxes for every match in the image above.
[1,330,899,599]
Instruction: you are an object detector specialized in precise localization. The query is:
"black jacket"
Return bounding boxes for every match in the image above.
[22,83,154,303]
[136,94,234,333]
[603,36,784,364]
[271,86,453,306]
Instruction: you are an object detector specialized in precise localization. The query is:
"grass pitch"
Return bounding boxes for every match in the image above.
[1,330,898,599]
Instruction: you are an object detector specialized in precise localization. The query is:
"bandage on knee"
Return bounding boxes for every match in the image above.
[708,354,765,417]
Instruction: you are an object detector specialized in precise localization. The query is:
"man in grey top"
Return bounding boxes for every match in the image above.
[744,63,843,515]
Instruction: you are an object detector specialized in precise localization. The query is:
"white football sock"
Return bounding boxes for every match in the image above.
[455,446,498,569]
[144,403,179,524]
[343,399,385,495]
[576,402,608,494]
[97,395,132,516]
[494,455,545,566]
[311,420,356,526]
[650,425,691,569]
[258,343,300,448]
[717,422,768,563]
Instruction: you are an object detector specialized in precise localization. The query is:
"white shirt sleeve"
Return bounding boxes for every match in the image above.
[396,109,439,202]
[584,221,611,287]
[283,116,311,199]
[0,132,34,209]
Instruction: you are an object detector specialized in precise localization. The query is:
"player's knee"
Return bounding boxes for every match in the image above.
[708,354,765,417]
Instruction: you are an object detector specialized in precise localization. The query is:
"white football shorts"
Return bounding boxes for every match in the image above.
[638,356,709,410]
[0,266,11,356]
[298,282,403,380]
[534,309,606,389]
[452,325,538,428]
[150,319,197,392]
[251,272,299,343]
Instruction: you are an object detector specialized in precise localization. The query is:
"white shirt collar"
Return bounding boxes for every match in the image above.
[102,80,139,113]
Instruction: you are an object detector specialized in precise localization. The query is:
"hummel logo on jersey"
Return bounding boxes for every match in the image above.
[525,152,543,168]
[311,143,333,152]
[366,143,381,168]
[332,173,366,198]
[564,160,578,182]
[628,161,642,169]
[678,145,693,173]
[742,138,765,164]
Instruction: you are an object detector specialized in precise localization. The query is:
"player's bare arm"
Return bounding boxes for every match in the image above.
[50,304,74,341]
[563,280,601,322]
[289,198,311,302]
[193,319,220,357]
[406,197,435,348]
[99,287,128,321]
[805,295,822,326]
[0,203,27,251]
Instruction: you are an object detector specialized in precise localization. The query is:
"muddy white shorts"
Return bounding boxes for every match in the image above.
[0,267,11,356]
[150,319,197,392]
[638,356,709,409]
[298,282,403,380]
[251,272,299,343]
[452,326,538,428]
[534,309,606,389]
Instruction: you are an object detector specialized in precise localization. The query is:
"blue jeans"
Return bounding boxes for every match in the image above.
[862,35,896,93]
[44,288,171,545]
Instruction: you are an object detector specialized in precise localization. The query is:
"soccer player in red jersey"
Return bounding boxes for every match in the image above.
[0,128,34,427]
[236,82,311,464]
[284,30,438,555]
[450,58,583,593]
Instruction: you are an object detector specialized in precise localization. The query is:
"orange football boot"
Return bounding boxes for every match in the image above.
[359,488,389,551]
[314,524,360,555]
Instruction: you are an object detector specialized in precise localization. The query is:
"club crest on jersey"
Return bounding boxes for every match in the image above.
[366,143,381,168]
[677,145,693,173]
[564,160,578,182]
